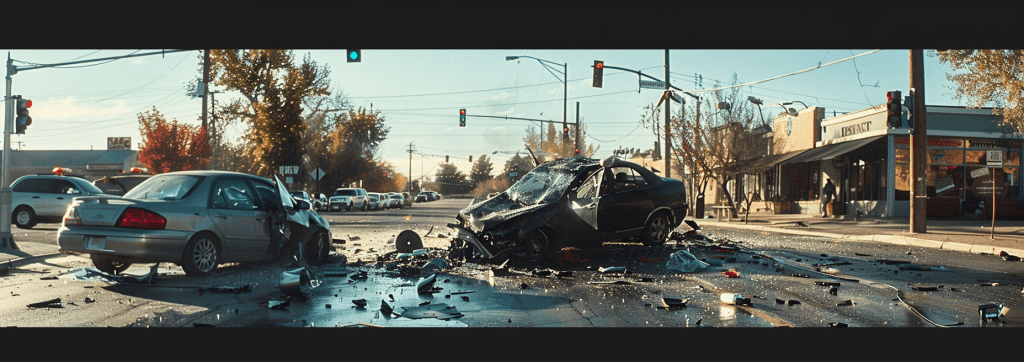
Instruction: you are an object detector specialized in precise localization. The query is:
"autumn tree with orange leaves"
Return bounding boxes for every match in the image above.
[137,107,211,174]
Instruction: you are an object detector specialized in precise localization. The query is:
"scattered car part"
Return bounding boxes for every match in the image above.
[279,268,317,296]
[722,270,740,278]
[598,266,626,273]
[393,303,464,320]
[1000,251,1021,261]
[352,299,367,307]
[417,274,438,294]
[979,303,1007,321]
[720,293,750,306]
[27,298,63,309]
[666,250,708,273]
[827,322,848,328]
[395,230,423,253]
[380,300,393,315]
[661,297,688,309]
[836,300,854,306]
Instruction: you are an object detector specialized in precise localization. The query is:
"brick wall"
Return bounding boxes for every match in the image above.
[773,107,825,154]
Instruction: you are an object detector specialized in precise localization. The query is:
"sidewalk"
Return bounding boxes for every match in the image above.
[694,211,1024,258]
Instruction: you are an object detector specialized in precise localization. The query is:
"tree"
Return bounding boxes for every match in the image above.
[209,50,331,177]
[522,119,597,160]
[434,163,468,195]
[641,74,768,218]
[137,107,211,174]
[503,153,535,184]
[934,50,1024,133]
[469,154,494,186]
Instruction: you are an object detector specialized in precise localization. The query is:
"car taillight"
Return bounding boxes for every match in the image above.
[116,208,166,230]
[63,206,82,226]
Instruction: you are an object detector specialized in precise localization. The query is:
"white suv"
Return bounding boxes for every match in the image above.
[329,188,368,211]
[12,174,106,228]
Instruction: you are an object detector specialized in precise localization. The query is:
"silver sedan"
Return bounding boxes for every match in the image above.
[57,171,332,277]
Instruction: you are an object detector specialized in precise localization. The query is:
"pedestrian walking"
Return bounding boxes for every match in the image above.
[821,178,837,218]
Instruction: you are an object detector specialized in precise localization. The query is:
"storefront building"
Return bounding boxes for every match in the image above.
[757,104,1022,219]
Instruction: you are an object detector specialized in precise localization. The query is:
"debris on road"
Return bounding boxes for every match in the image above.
[980,282,999,287]
[911,284,944,291]
[57,264,161,285]
[661,297,688,309]
[1000,251,1021,262]
[417,274,440,294]
[394,303,464,320]
[827,322,848,327]
[720,293,751,306]
[640,256,669,262]
[348,270,368,282]
[268,300,290,310]
[836,300,854,307]
[207,285,251,293]
[787,300,801,306]
[666,250,709,273]
[279,268,318,296]
[588,280,633,285]
[815,281,841,287]
[790,273,810,278]
[395,230,424,254]
[27,298,63,309]
[722,269,740,278]
[352,299,368,307]
[380,300,393,316]
[558,249,587,264]
[979,303,1008,321]
[598,266,627,273]
[897,264,950,271]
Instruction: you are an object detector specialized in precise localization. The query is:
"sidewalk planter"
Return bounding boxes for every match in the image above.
[772,201,791,214]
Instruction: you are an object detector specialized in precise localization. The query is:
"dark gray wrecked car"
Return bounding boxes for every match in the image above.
[449,156,688,262]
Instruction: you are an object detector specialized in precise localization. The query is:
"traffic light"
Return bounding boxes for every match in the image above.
[574,148,579,155]
[15,97,32,134]
[347,49,361,63]
[903,93,915,130]
[468,155,472,162]
[886,91,901,128]
[445,155,449,163]
[593,60,604,88]
[459,109,466,127]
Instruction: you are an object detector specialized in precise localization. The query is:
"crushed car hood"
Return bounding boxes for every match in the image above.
[459,193,551,232]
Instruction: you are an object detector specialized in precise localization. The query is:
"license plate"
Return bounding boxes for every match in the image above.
[84,236,106,250]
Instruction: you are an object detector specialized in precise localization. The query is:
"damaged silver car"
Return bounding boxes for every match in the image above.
[449,156,688,262]
[57,171,332,277]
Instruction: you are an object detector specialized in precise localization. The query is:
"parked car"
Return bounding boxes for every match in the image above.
[57,171,332,277]
[329,188,368,211]
[382,192,402,209]
[402,192,413,208]
[415,192,430,203]
[449,156,688,262]
[433,192,442,200]
[366,193,383,210]
[12,174,107,229]
[92,175,152,196]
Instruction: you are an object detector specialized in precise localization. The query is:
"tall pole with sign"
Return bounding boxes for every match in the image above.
[664,50,671,179]
[2,54,16,250]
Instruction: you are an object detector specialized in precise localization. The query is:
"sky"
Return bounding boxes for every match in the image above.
[2,49,968,183]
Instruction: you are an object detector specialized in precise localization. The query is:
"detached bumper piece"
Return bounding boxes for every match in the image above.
[448,223,499,260]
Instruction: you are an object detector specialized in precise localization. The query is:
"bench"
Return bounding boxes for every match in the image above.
[711,205,737,221]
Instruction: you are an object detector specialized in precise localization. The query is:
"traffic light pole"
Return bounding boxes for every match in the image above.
[909,50,927,233]
[2,54,18,251]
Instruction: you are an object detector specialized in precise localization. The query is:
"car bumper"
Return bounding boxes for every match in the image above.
[57,225,192,262]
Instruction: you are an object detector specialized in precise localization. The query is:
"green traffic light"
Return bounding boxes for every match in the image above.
[350,51,358,60]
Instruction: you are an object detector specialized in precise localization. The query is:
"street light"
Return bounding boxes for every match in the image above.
[505,55,572,154]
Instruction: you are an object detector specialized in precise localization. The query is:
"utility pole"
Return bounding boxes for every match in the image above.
[202,50,210,130]
[909,50,928,233]
[575,102,580,156]
[664,50,671,178]
[408,142,414,193]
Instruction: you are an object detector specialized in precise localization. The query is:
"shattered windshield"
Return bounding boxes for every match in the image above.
[506,161,583,205]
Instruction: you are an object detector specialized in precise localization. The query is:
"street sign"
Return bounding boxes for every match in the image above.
[279,165,298,175]
[640,80,665,90]
[987,150,1003,167]
[309,167,325,180]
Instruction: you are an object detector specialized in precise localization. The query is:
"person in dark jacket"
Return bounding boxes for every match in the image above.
[822,178,837,218]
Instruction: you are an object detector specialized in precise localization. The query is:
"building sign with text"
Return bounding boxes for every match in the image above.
[107,137,131,150]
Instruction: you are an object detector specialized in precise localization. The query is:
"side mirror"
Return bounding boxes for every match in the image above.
[295,199,311,210]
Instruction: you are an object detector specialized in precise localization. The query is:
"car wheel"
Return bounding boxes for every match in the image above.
[362,202,368,211]
[304,230,330,266]
[641,213,671,246]
[91,255,132,274]
[181,232,220,277]
[517,229,556,262]
[13,206,36,229]
[347,203,353,211]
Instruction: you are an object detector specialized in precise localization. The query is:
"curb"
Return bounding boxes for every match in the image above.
[701,220,1024,259]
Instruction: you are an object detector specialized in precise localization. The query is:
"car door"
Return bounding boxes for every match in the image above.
[568,168,602,241]
[207,177,270,254]
[597,166,656,234]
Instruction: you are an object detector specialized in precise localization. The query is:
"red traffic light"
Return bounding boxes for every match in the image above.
[22,99,31,108]
[460,109,466,115]
[595,62,603,69]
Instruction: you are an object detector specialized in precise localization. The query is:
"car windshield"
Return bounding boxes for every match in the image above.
[506,162,578,205]
[334,189,356,196]
[123,175,202,201]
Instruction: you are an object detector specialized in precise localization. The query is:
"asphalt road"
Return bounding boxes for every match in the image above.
[1,197,1021,328]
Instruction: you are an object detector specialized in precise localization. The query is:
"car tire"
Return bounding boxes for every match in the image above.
[181,232,220,277]
[305,230,330,266]
[641,213,671,246]
[347,203,353,212]
[362,202,368,211]
[517,228,557,262]
[13,206,36,229]
[91,254,132,274]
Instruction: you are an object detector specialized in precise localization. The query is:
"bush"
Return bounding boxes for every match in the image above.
[474,177,510,198]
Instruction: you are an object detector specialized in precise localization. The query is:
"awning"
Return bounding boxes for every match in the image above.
[779,136,885,165]
[747,149,809,171]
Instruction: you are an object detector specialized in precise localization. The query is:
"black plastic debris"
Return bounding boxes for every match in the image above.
[980,282,1000,287]
[348,270,368,283]
[531,269,553,277]
[380,300,393,315]
[815,281,841,287]
[84,297,96,304]
[461,295,469,302]
[27,298,63,309]
[352,299,368,307]
[395,230,423,254]
[661,298,688,309]
[193,323,216,327]
[450,290,474,295]
[775,299,785,304]
[791,273,810,278]
[636,278,657,283]
[979,303,1006,321]
[208,285,251,293]
[898,264,949,271]
[829,287,838,296]
[854,253,871,257]
[912,284,944,291]
[418,300,431,306]
[588,280,633,285]
[1000,251,1021,262]
[520,283,529,290]
[269,300,289,309]
[394,303,464,320]
[556,271,573,278]
[788,300,801,306]
[417,274,439,294]
[836,300,854,307]
[827,322,848,328]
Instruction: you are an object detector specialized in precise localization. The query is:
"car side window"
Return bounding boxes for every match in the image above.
[576,171,600,199]
[12,179,36,193]
[611,167,650,193]
[210,179,258,210]
[57,180,80,194]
